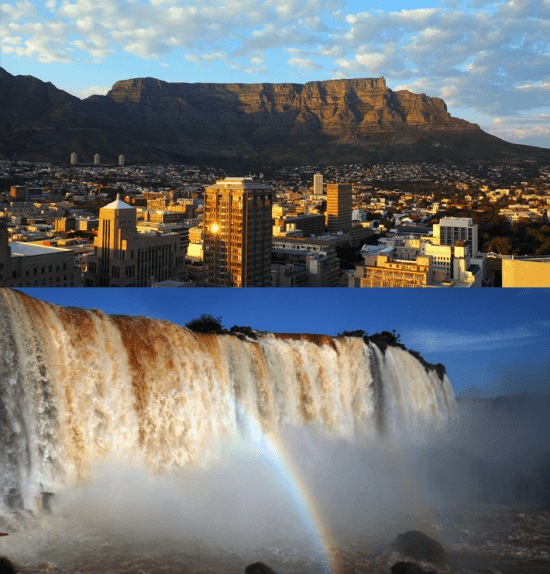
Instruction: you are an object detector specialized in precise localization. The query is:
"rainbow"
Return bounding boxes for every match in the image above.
[237,408,342,574]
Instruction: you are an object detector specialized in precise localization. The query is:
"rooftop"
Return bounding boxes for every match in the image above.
[102,194,134,210]
[10,242,71,256]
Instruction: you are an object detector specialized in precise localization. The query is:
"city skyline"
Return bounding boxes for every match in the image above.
[1,1,549,149]
[16,287,550,399]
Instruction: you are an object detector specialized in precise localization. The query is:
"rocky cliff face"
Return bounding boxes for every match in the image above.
[105,76,478,155]
[0,67,547,165]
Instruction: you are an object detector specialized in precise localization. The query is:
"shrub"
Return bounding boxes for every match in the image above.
[184,314,224,334]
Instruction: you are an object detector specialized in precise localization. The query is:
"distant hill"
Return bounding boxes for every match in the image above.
[1,67,548,166]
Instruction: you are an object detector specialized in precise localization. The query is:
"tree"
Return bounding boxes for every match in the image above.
[184,314,224,333]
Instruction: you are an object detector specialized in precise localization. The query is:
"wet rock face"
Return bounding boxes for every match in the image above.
[244,562,278,574]
[393,530,447,563]
[391,561,437,574]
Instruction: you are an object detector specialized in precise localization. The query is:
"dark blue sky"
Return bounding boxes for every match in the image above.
[18,288,550,398]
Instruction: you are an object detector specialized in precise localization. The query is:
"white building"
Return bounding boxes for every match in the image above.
[433,217,478,255]
[313,172,323,195]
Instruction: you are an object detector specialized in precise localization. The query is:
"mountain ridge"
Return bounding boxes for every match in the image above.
[1,67,548,165]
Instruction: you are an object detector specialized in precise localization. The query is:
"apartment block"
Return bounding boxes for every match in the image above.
[203,178,272,287]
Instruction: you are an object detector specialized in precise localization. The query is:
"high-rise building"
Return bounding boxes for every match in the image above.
[326,183,352,233]
[83,195,187,287]
[313,173,323,195]
[434,217,478,255]
[94,154,101,165]
[119,155,125,166]
[203,177,272,287]
[70,152,78,165]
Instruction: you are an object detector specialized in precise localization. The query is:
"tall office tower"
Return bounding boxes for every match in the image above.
[434,217,478,255]
[326,182,352,233]
[203,177,272,287]
[94,154,101,165]
[0,222,10,286]
[70,152,78,165]
[84,195,186,287]
[313,172,323,195]
[119,155,125,166]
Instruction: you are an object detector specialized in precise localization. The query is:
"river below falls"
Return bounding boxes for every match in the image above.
[2,504,549,574]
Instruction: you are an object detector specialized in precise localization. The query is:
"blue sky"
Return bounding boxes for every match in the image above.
[17,287,550,398]
[1,0,549,149]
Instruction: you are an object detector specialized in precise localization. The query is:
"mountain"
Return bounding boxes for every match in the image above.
[1,67,548,165]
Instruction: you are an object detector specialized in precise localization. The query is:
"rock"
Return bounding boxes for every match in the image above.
[3,66,547,165]
[391,561,437,574]
[244,562,278,574]
[4,490,23,512]
[0,556,18,574]
[393,530,446,562]
[40,492,55,514]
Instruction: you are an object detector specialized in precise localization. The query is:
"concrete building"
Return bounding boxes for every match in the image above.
[271,236,340,287]
[55,217,76,233]
[271,263,308,287]
[273,213,325,237]
[502,257,550,287]
[203,177,272,287]
[434,217,478,255]
[94,154,101,166]
[313,173,323,195]
[0,222,10,285]
[351,242,482,288]
[0,229,82,287]
[70,152,78,165]
[10,186,26,201]
[83,195,187,287]
[326,183,352,233]
[119,155,125,166]
[351,254,435,288]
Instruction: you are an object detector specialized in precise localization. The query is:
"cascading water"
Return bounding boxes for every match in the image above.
[0,289,458,573]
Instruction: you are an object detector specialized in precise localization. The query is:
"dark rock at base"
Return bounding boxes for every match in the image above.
[394,531,446,562]
[4,490,23,511]
[0,556,18,574]
[391,561,437,574]
[244,562,278,574]
[40,492,55,513]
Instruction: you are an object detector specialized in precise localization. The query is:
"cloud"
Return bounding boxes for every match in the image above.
[488,114,550,142]
[405,324,547,355]
[79,85,110,98]
[288,57,322,71]
[1,0,549,138]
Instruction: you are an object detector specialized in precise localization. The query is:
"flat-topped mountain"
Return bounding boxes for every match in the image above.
[1,67,548,165]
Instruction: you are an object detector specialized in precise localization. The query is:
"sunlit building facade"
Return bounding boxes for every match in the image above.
[203,178,272,287]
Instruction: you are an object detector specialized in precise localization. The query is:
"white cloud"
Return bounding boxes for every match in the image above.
[0,0,549,132]
[489,114,550,141]
[79,85,110,98]
[406,324,545,355]
[288,57,322,70]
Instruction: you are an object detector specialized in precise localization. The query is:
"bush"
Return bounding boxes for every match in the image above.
[229,325,258,340]
[184,314,224,333]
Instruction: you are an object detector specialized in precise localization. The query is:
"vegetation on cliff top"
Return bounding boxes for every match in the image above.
[184,316,446,380]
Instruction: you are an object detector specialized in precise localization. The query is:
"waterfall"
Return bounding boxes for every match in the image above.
[0,289,457,516]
